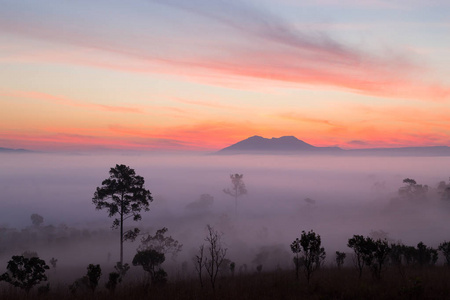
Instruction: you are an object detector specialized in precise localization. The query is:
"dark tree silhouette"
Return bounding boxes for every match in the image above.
[398,178,428,200]
[335,251,346,269]
[92,164,152,265]
[30,214,44,227]
[139,227,183,259]
[132,249,167,285]
[70,264,102,294]
[348,235,391,279]
[204,225,227,290]
[223,174,247,214]
[347,235,369,279]
[0,255,49,294]
[438,241,450,267]
[193,244,205,288]
[291,230,325,283]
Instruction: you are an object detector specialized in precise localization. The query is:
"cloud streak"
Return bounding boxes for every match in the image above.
[0,1,448,101]
[0,90,143,114]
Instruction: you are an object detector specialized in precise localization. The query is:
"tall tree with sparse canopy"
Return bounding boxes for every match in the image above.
[223,174,247,214]
[92,164,152,265]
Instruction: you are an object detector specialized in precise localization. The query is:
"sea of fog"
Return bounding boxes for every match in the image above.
[1,152,450,281]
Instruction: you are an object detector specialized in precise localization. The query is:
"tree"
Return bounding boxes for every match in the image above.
[69,264,102,294]
[335,251,346,269]
[204,225,227,290]
[223,174,247,214]
[0,255,49,294]
[347,235,371,279]
[290,238,302,280]
[398,178,428,200]
[348,235,390,279]
[291,230,326,283]
[438,241,450,267]
[193,244,205,288]
[105,272,120,293]
[139,227,183,259]
[132,249,167,285]
[49,257,58,269]
[86,264,102,292]
[371,239,391,279]
[30,214,44,227]
[416,242,438,266]
[92,164,153,265]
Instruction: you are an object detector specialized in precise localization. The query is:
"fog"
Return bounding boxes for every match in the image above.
[1,152,450,282]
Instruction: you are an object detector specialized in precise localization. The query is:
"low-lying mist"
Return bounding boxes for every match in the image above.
[1,152,450,283]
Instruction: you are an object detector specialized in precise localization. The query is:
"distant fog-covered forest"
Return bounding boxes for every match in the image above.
[1,152,450,298]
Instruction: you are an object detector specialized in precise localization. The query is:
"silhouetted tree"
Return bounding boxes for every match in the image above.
[0,255,49,294]
[70,264,102,294]
[398,178,428,200]
[291,230,326,283]
[348,235,390,279]
[223,174,247,214]
[132,249,167,285]
[335,251,346,269]
[347,235,371,279]
[371,239,391,279]
[230,261,236,277]
[86,264,102,292]
[193,244,205,288]
[438,241,450,267]
[105,272,120,293]
[204,225,227,290]
[437,178,450,200]
[92,164,153,265]
[416,242,438,266]
[30,214,44,227]
[139,227,183,259]
[49,257,57,269]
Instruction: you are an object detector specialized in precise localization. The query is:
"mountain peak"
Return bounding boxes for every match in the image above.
[218,135,329,153]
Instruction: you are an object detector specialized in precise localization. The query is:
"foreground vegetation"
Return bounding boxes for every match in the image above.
[2,265,450,299]
[2,165,450,299]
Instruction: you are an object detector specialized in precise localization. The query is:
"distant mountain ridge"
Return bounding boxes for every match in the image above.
[0,147,32,153]
[218,135,341,154]
[217,136,450,156]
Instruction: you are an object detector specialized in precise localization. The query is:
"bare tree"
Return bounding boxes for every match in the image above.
[204,225,227,290]
[223,174,247,214]
[192,244,205,288]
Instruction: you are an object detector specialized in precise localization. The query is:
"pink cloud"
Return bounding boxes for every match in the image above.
[0,90,143,113]
[0,1,448,102]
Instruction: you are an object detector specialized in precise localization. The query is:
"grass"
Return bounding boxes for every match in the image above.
[2,266,450,299]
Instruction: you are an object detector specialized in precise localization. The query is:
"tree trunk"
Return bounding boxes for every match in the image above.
[120,194,124,265]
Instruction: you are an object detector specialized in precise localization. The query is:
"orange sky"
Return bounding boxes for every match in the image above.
[1,0,449,151]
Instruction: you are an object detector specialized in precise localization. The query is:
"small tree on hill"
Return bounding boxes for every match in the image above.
[0,255,49,294]
[291,230,326,283]
[223,174,247,214]
[92,164,153,265]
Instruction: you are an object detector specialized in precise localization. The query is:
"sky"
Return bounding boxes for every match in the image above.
[0,0,449,151]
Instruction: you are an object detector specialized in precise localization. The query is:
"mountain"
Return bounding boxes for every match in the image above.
[0,147,32,153]
[217,136,450,156]
[217,136,342,154]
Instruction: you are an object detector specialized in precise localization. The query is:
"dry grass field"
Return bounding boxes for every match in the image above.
[2,265,450,300]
